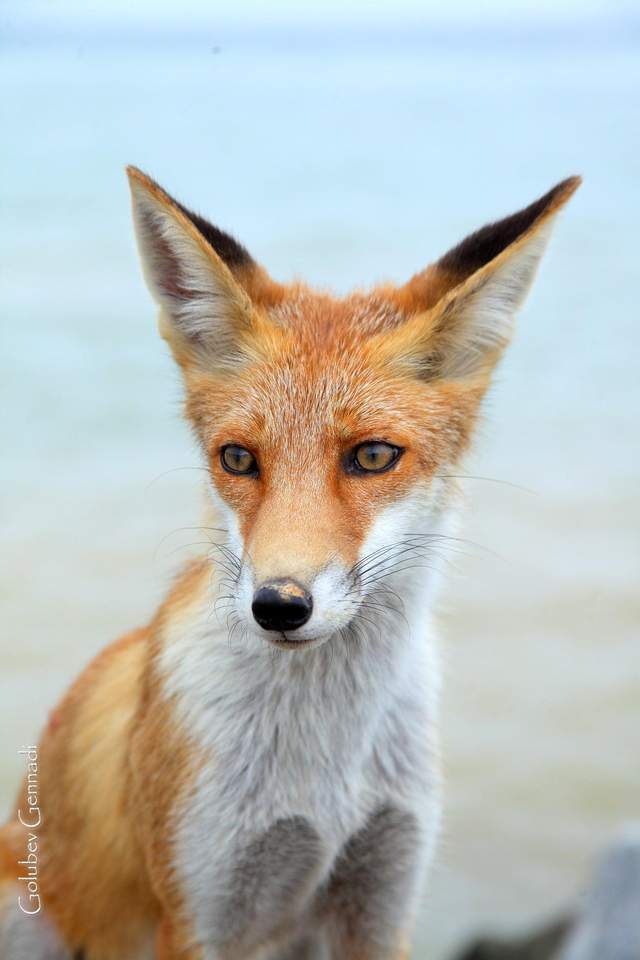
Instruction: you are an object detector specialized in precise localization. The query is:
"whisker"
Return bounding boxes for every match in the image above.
[162,540,224,562]
[350,542,430,584]
[436,472,535,494]
[145,465,212,492]
[213,594,236,623]
[212,543,243,571]
[359,598,408,627]
[153,524,230,563]
[348,619,367,647]
[360,559,439,586]
[349,540,407,576]
[349,536,418,571]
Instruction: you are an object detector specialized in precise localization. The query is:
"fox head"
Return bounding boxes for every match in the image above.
[128,168,579,649]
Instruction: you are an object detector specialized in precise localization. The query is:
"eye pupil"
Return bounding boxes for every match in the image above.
[221,445,257,476]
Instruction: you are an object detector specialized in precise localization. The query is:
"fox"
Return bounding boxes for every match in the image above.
[0,168,580,960]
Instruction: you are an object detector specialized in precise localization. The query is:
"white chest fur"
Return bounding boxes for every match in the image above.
[159,585,440,953]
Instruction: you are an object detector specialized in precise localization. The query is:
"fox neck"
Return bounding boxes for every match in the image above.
[159,553,440,784]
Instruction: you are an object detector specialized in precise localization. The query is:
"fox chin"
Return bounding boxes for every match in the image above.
[0,169,580,960]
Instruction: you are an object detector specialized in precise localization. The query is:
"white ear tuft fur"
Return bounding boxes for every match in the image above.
[387,177,580,381]
[127,168,254,367]
[433,219,553,378]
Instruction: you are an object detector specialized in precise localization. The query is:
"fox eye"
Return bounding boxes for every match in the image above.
[221,445,258,476]
[350,441,402,474]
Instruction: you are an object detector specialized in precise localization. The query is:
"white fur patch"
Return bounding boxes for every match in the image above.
[157,479,458,952]
[129,181,251,366]
[441,221,553,379]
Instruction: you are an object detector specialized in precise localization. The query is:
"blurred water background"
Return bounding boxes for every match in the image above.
[2,2,639,956]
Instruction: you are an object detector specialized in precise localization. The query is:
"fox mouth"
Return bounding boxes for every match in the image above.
[268,631,327,651]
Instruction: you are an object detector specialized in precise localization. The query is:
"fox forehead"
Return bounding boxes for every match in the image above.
[269,287,407,338]
[185,287,479,468]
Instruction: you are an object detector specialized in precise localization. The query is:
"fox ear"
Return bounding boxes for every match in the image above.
[387,177,581,381]
[126,166,281,368]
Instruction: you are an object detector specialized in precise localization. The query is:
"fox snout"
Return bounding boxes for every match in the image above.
[251,578,313,634]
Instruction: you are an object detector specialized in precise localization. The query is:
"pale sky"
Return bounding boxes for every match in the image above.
[13,0,637,27]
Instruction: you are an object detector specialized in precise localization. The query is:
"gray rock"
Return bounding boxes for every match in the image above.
[451,823,640,960]
[557,824,640,960]
[453,916,572,960]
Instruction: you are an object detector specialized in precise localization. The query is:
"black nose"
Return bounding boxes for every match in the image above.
[252,579,313,632]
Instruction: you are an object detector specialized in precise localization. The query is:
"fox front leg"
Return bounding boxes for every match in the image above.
[274,933,328,959]
[155,915,208,960]
[323,806,425,960]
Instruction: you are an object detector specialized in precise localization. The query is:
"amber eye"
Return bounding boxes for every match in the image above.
[220,445,258,476]
[351,441,402,474]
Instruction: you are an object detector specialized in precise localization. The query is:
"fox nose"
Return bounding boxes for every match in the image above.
[252,579,313,632]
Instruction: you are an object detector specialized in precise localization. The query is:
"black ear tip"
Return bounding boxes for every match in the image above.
[126,168,252,272]
[549,174,582,203]
[438,175,581,277]
[176,201,253,270]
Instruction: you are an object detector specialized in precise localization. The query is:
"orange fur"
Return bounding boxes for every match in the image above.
[28,629,158,957]
[183,290,487,585]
